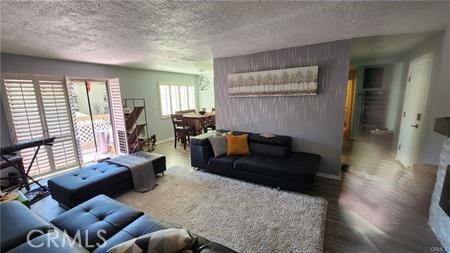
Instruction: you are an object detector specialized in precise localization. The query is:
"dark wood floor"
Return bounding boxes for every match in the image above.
[32,138,441,252]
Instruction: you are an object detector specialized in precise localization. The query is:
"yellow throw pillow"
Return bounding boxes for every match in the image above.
[227,134,249,156]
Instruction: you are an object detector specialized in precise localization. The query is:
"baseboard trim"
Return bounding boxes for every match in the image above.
[156,137,174,145]
[317,172,341,181]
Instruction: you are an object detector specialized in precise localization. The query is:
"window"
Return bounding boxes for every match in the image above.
[1,74,79,176]
[159,84,195,117]
[1,74,128,177]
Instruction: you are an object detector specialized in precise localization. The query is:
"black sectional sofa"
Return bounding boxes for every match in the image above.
[190,131,321,192]
[1,195,236,253]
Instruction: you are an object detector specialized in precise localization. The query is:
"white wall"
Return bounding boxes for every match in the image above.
[386,62,406,132]
[401,29,450,165]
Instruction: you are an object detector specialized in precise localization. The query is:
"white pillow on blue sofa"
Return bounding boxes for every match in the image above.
[107,228,196,253]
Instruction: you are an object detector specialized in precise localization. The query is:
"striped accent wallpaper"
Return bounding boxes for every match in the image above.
[213,40,351,176]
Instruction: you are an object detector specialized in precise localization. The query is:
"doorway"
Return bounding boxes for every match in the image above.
[396,53,433,168]
[72,80,115,163]
[343,70,356,139]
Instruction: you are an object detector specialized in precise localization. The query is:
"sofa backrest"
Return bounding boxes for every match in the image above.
[248,134,292,158]
[209,130,292,158]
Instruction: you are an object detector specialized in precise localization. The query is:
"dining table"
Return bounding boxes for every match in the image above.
[182,112,215,135]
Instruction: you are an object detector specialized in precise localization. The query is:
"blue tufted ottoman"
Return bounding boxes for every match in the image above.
[48,153,166,208]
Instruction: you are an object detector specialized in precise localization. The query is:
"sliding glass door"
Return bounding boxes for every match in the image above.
[71,80,115,163]
[1,74,128,177]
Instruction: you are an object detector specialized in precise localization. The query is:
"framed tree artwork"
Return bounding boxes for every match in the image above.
[228,66,319,97]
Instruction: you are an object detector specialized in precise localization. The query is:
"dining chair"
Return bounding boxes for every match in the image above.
[207,114,216,132]
[170,114,192,150]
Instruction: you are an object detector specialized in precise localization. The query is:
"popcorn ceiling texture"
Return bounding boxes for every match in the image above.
[1,1,450,74]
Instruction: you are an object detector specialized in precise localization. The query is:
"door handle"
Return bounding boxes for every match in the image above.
[410,124,419,128]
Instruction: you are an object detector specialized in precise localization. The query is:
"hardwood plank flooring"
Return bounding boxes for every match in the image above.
[314,139,440,253]
[31,138,441,252]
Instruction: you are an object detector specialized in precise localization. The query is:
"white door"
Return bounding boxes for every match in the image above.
[397,54,433,167]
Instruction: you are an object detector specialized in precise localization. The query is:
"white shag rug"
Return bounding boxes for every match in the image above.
[116,166,327,253]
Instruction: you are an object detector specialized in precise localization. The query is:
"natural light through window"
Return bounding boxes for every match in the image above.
[159,84,195,117]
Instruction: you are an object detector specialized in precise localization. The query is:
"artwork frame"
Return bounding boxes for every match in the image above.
[228,66,319,97]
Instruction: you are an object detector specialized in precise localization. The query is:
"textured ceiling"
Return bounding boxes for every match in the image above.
[1,1,450,74]
[351,31,436,60]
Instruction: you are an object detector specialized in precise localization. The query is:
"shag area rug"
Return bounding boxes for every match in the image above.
[116,166,327,253]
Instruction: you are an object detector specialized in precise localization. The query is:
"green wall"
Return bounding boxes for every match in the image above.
[197,73,215,111]
[0,53,203,143]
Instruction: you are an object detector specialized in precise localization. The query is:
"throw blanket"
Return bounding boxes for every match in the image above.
[107,155,156,192]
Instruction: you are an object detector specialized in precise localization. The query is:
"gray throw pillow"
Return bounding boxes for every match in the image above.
[209,135,227,157]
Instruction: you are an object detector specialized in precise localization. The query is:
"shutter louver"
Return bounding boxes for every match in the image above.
[1,76,51,176]
[1,74,80,177]
[38,76,79,170]
[107,78,128,154]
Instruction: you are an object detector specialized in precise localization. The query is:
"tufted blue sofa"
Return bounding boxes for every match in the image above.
[1,195,236,253]
[48,153,166,208]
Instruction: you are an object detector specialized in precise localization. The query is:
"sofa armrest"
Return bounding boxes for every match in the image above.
[0,201,53,252]
[190,132,215,146]
[7,230,89,253]
[190,132,215,169]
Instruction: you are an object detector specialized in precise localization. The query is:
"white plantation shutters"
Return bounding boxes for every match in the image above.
[159,84,196,117]
[188,86,195,109]
[107,78,128,154]
[1,75,51,175]
[159,85,171,116]
[38,76,79,170]
[170,86,181,113]
[1,74,79,176]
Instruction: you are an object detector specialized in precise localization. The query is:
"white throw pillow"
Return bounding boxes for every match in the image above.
[107,228,196,253]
